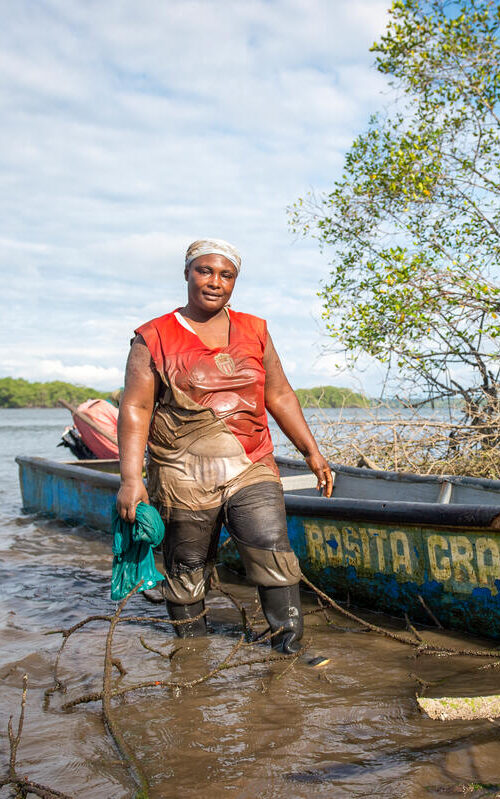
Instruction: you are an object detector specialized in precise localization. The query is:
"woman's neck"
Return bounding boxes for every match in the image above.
[180,304,228,324]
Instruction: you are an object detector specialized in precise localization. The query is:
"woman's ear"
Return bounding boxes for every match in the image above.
[184,265,189,281]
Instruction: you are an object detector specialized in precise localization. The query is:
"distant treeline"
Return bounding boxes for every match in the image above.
[0,377,111,408]
[0,376,368,411]
[294,385,368,408]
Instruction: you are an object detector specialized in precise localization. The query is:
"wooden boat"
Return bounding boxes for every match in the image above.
[15,454,500,639]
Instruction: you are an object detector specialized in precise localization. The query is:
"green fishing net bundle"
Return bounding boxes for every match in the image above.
[111,502,165,601]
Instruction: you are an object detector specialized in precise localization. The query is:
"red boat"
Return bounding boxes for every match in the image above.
[58,398,119,460]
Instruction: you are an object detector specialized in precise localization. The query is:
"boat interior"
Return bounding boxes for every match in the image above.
[69,455,500,507]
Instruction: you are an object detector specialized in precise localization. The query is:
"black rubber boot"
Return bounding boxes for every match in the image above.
[166,599,207,638]
[257,583,304,654]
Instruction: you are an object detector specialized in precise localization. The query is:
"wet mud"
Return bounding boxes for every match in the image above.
[1,409,499,798]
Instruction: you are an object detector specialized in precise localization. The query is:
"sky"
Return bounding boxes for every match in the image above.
[0,0,392,393]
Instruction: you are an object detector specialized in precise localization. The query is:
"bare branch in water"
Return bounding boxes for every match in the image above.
[139,636,180,660]
[4,675,75,799]
[101,582,151,798]
[62,647,289,710]
[301,573,500,658]
[417,594,443,629]
[43,606,208,708]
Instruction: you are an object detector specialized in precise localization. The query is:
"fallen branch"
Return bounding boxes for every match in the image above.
[111,658,128,677]
[62,638,289,711]
[211,568,257,638]
[301,573,416,646]
[302,407,500,479]
[414,645,500,659]
[316,598,369,632]
[102,583,150,798]
[417,594,443,629]
[43,608,208,707]
[405,613,424,644]
[275,640,310,682]
[352,443,378,470]
[2,675,75,799]
[139,636,180,661]
[45,609,207,637]
[301,573,500,658]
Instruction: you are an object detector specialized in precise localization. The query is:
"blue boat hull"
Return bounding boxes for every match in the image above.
[17,457,119,532]
[16,455,500,640]
[222,515,500,640]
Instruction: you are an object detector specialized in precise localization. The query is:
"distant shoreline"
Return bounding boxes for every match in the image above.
[0,377,463,410]
[0,377,370,409]
[295,385,368,409]
[0,377,369,410]
[0,377,111,409]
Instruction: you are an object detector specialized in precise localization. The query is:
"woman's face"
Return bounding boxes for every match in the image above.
[184,254,237,313]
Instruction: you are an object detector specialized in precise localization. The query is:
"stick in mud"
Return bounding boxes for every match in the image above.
[101,582,151,798]
[62,633,290,711]
[405,612,424,643]
[417,593,444,628]
[300,572,500,658]
[55,578,292,799]
[43,607,208,708]
[1,674,75,799]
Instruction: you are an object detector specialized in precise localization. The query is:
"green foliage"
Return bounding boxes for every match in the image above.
[290,0,500,423]
[294,385,368,408]
[0,377,111,408]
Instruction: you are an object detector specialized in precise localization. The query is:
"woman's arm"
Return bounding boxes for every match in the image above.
[116,335,159,521]
[263,333,333,497]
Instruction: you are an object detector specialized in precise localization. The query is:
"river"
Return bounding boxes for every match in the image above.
[0,408,499,798]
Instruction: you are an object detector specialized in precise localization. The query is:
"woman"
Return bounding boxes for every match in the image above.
[116,238,333,654]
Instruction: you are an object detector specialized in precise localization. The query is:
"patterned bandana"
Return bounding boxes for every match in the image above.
[185,238,241,274]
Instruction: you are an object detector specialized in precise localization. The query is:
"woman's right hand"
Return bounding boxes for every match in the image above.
[116,479,149,523]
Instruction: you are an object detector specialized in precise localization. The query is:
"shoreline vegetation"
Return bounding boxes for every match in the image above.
[0,377,111,408]
[0,377,368,409]
[294,385,368,408]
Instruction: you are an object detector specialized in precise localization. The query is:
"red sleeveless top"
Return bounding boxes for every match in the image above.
[136,308,273,463]
[135,309,277,511]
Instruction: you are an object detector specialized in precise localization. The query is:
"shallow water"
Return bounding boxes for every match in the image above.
[1,408,499,798]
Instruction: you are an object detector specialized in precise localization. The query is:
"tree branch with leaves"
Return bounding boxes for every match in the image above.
[289,0,500,434]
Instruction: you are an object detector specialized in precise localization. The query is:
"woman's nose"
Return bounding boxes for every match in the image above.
[208,272,221,287]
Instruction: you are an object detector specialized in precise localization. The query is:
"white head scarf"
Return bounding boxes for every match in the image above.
[185,238,241,274]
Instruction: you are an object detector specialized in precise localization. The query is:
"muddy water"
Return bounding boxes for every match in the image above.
[1,408,500,798]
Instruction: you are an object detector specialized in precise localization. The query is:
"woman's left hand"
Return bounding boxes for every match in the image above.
[305,451,333,497]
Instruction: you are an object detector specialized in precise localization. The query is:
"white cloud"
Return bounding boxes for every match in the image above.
[0,0,392,393]
[38,360,124,388]
[0,358,123,390]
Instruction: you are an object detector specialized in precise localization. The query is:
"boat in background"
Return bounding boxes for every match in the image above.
[58,399,119,460]
[15,454,500,640]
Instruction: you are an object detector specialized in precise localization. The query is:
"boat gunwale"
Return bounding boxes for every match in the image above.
[16,455,121,490]
[284,492,500,529]
[275,455,500,493]
[16,455,500,530]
